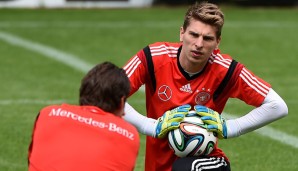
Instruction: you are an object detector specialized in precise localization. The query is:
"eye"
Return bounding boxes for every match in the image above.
[189,31,199,38]
[203,36,215,41]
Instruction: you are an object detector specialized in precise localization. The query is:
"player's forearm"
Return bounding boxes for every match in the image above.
[226,88,288,138]
[123,102,156,137]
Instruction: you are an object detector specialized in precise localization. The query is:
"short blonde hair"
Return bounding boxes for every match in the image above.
[183,2,224,38]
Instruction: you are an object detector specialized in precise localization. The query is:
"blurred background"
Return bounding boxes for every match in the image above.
[157,0,298,6]
[0,0,297,8]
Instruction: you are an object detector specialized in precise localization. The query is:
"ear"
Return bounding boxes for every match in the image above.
[179,26,185,42]
[118,96,126,117]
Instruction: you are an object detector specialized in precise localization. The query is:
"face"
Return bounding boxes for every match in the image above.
[179,18,221,72]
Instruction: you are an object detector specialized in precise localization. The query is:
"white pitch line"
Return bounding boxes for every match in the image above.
[255,126,298,149]
[0,30,297,149]
[0,31,93,169]
[0,99,76,105]
[0,31,92,73]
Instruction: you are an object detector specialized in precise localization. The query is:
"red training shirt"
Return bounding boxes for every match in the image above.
[123,42,271,171]
[28,104,139,171]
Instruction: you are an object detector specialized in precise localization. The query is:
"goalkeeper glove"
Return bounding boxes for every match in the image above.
[194,105,227,139]
[155,104,191,138]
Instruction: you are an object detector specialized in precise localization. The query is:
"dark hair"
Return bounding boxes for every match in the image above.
[183,2,224,38]
[79,62,130,113]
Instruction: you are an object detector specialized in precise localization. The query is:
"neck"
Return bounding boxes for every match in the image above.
[179,57,207,73]
[184,69,202,77]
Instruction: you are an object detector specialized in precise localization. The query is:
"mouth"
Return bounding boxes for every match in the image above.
[191,50,204,57]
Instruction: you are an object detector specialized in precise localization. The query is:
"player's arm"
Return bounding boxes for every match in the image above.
[226,88,288,138]
[124,103,156,137]
[195,88,288,139]
[124,103,191,138]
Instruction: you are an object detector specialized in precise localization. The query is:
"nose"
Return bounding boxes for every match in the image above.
[195,37,203,49]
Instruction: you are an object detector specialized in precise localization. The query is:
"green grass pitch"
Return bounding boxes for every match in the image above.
[0,5,297,171]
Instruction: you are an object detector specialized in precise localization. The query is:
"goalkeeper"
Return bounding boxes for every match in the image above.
[121,2,288,171]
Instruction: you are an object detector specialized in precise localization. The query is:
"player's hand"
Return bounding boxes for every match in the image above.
[155,104,191,138]
[194,105,227,139]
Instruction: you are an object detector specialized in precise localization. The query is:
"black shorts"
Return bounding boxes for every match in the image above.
[172,157,231,171]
